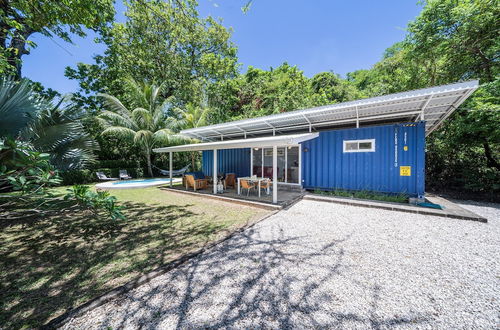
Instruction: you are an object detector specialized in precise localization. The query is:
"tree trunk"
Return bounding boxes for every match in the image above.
[146,152,153,177]
[7,28,33,79]
[483,141,500,171]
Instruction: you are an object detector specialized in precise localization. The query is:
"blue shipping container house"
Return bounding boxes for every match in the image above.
[154,81,478,204]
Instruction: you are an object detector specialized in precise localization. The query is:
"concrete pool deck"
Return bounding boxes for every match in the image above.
[96,178,182,190]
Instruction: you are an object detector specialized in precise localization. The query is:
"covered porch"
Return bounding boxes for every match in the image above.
[153,133,319,204]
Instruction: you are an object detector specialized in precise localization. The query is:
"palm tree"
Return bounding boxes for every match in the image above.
[0,77,41,138]
[26,99,99,170]
[0,77,98,170]
[170,103,210,171]
[98,83,184,177]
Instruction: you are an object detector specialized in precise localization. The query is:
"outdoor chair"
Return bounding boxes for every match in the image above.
[224,173,236,189]
[240,179,256,196]
[119,169,132,180]
[259,179,272,195]
[185,174,208,191]
[96,172,118,181]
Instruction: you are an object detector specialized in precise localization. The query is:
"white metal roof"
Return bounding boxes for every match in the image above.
[153,132,319,153]
[181,80,479,140]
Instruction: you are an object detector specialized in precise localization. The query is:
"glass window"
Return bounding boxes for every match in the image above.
[263,148,274,179]
[252,146,300,183]
[252,148,262,177]
[343,139,375,153]
[286,146,299,184]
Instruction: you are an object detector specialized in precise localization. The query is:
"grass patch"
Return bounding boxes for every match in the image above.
[313,189,409,203]
[0,186,268,329]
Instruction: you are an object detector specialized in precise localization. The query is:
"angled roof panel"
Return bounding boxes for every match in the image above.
[181,80,479,140]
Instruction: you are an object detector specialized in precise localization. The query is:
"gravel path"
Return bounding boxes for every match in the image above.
[63,199,500,329]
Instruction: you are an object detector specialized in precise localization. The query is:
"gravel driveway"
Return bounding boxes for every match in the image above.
[63,199,500,329]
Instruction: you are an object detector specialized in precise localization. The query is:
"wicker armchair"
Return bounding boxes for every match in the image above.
[185,174,208,191]
[224,173,236,189]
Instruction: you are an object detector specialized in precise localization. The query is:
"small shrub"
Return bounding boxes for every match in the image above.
[60,169,96,185]
[64,185,125,220]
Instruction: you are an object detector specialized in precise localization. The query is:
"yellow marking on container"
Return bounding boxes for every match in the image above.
[400,166,411,176]
[404,146,408,151]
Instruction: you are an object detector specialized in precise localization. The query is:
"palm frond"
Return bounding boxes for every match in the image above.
[153,129,190,146]
[98,93,135,123]
[24,100,99,170]
[0,77,43,138]
[134,130,154,147]
[98,110,137,130]
[131,108,153,129]
[102,126,136,140]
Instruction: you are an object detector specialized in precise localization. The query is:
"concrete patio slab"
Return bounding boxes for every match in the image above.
[303,193,487,222]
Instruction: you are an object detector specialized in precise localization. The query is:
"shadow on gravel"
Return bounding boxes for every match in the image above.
[94,225,434,329]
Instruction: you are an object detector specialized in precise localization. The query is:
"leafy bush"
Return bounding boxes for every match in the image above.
[0,138,61,195]
[64,185,125,220]
[60,169,96,185]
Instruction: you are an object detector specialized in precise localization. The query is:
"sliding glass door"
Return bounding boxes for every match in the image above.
[251,146,300,184]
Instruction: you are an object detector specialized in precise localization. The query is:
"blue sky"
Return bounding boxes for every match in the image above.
[23,0,422,95]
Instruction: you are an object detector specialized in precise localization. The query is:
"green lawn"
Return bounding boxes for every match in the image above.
[0,186,268,329]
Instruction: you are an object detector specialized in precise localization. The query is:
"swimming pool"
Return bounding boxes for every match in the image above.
[95,178,182,190]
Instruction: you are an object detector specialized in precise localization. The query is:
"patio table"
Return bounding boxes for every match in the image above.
[237,177,270,197]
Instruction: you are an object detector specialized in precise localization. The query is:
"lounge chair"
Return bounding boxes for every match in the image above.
[240,179,256,196]
[185,174,208,191]
[154,164,190,177]
[96,172,118,181]
[119,169,132,180]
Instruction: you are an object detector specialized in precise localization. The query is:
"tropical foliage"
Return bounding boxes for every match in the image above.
[0,0,115,77]
[0,77,99,170]
[0,0,497,198]
[26,99,99,170]
[64,184,125,220]
[0,77,42,137]
[66,0,237,111]
[98,82,186,177]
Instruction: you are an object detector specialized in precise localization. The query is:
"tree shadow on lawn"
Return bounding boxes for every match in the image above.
[94,227,435,329]
[0,200,234,329]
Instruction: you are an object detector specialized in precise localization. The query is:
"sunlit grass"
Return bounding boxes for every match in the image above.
[0,185,267,328]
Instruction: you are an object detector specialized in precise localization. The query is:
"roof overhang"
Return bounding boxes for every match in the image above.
[153,132,319,153]
[181,80,479,140]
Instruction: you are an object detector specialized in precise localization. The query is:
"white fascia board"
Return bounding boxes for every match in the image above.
[153,132,319,153]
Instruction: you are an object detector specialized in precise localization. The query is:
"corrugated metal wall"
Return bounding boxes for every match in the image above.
[202,148,251,177]
[301,122,425,197]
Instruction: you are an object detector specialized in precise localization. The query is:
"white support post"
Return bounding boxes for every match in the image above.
[272,145,278,204]
[284,147,288,183]
[213,149,217,194]
[169,152,173,187]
